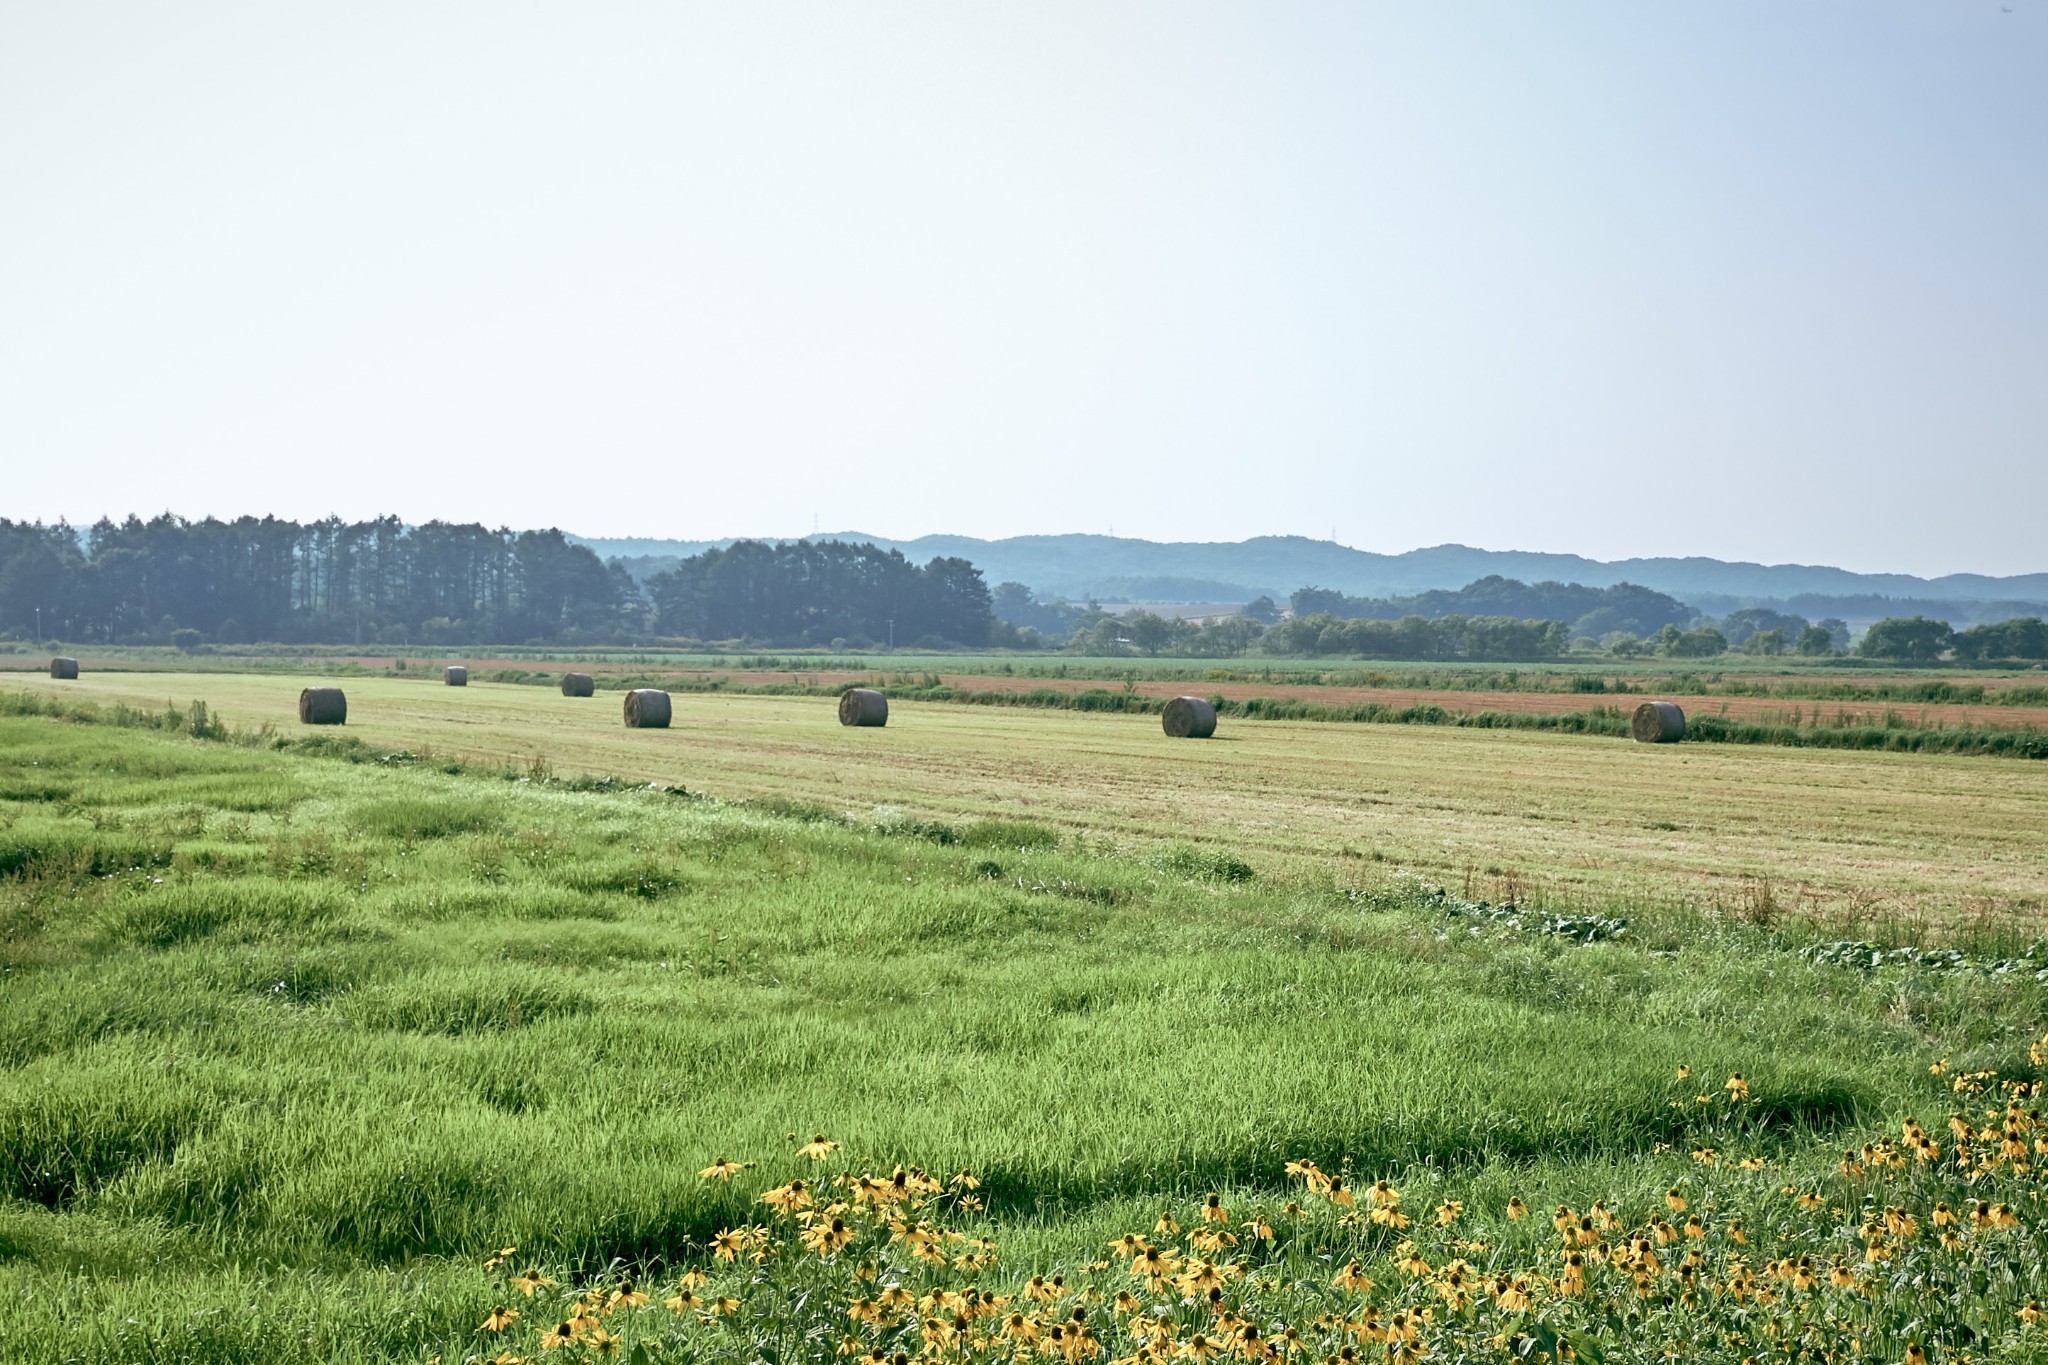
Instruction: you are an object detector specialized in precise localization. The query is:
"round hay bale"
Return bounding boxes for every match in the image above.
[838,688,888,727]
[299,686,347,725]
[560,672,595,697]
[1161,695,1218,739]
[48,656,79,680]
[1631,700,1686,743]
[623,688,672,728]
[444,666,468,687]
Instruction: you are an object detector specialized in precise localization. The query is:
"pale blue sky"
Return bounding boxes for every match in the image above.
[2,3,2043,575]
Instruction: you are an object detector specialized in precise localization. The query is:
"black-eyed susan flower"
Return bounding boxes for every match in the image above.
[798,1135,841,1160]
[761,1180,812,1211]
[479,1307,520,1333]
[699,1158,753,1180]
[1558,1251,1587,1296]
[802,1216,856,1255]
[1130,1247,1175,1286]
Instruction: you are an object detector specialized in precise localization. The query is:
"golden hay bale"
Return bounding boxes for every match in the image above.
[1631,700,1686,743]
[560,672,595,697]
[623,688,672,728]
[299,687,347,725]
[838,688,889,727]
[444,666,467,687]
[1161,695,1218,739]
[49,657,79,680]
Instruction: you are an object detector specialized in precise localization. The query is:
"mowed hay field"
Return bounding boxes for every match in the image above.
[12,669,2048,928]
[605,671,2048,734]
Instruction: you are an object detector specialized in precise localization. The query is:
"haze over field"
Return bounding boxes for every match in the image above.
[3,4,2046,575]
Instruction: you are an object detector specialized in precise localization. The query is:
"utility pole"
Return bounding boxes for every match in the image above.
[887,619,895,649]
[35,607,41,644]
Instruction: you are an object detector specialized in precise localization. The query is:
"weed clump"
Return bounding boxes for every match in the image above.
[1155,843,1256,883]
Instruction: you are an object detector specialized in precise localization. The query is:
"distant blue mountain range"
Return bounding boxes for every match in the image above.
[573,533,2048,623]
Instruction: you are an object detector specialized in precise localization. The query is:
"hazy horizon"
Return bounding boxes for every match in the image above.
[5,3,2044,578]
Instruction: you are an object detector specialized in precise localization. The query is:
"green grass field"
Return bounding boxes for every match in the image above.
[4,682,2048,1362]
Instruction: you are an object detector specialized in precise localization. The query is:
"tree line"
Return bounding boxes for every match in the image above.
[0,515,635,645]
[6,516,2041,662]
[0,519,992,648]
[993,580,2048,663]
[1289,576,1694,640]
[642,540,990,647]
[1857,615,2048,662]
